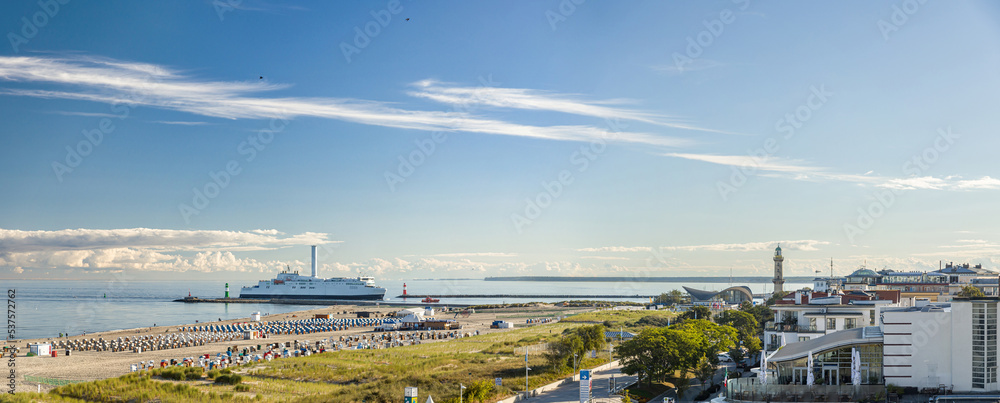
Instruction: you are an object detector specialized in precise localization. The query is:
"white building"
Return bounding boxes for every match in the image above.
[881,297,1000,392]
[764,291,901,354]
[29,343,50,356]
[761,297,1000,393]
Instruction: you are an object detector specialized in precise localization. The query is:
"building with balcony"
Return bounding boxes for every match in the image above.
[731,297,1000,401]
[763,290,901,355]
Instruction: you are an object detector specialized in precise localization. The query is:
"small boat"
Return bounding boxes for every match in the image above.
[422,297,440,303]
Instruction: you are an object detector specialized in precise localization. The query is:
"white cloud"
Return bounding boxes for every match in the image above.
[0,248,289,273]
[49,110,121,118]
[0,56,691,148]
[408,80,734,135]
[425,252,518,258]
[660,240,830,252]
[0,228,334,273]
[955,176,1000,190]
[152,120,210,126]
[580,240,829,254]
[664,152,1000,191]
[650,59,724,75]
[576,246,653,252]
[0,228,330,253]
[663,153,823,174]
[579,256,632,260]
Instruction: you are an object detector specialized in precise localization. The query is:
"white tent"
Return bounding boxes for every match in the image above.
[851,348,862,386]
[758,351,767,385]
[806,351,814,386]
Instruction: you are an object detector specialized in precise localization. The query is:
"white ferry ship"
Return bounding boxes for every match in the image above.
[239,246,386,300]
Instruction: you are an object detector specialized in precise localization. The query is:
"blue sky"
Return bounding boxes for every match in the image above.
[1,1,1000,281]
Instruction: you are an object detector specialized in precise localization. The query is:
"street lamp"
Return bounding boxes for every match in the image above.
[525,367,532,396]
[574,353,578,375]
[459,383,466,403]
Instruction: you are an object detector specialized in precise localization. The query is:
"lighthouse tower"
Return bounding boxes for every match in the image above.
[773,245,784,295]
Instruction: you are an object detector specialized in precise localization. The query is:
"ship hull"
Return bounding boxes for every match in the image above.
[238,293,385,300]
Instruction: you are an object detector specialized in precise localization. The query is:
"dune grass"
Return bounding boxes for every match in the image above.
[562,308,677,331]
[5,316,621,403]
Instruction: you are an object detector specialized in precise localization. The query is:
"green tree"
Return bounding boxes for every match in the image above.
[616,327,702,389]
[959,285,986,298]
[679,305,713,322]
[714,310,762,359]
[765,290,793,305]
[672,319,738,364]
[544,324,607,372]
[655,290,685,305]
[695,356,716,388]
[739,301,774,334]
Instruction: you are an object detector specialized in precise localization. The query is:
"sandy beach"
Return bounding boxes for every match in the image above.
[4,304,585,393]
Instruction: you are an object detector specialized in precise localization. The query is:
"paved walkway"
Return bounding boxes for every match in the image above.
[531,363,636,403]
[649,362,736,403]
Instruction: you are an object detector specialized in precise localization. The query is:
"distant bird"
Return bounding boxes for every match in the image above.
[405,18,410,21]
[259,76,263,80]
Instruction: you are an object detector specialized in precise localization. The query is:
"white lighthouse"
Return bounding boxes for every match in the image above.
[773,244,784,295]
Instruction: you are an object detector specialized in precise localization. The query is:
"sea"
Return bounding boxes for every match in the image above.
[2,278,811,340]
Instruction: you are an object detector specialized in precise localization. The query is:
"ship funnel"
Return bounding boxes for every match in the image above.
[311,245,318,278]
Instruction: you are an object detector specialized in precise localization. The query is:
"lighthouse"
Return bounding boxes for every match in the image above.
[773,245,784,295]
[225,283,230,298]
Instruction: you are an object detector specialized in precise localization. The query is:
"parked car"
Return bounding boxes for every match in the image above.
[717,352,733,362]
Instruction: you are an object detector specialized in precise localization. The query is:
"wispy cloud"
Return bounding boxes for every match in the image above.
[664,153,823,174]
[660,240,830,252]
[664,152,1000,191]
[48,110,121,118]
[0,55,691,148]
[408,80,734,135]
[426,252,519,258]
[579,240,829,253]
[651,59,724,75]
[576,246,653,253]
[152,120,210,126]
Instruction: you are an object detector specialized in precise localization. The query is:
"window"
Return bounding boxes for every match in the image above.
[798,336,809,342]
[809,318,817,330]
[845,318,857,329]
[827,318,836,330]
[972,302,997,389]
[870,310,876,326]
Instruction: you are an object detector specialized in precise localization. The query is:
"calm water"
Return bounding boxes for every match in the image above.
[2,278,808,340]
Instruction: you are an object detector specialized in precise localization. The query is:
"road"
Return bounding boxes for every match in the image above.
[532,363,636,403]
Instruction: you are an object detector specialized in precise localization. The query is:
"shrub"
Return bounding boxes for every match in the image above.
[207,370,221,379]
[234,384,251,392]
[214,374,243,385]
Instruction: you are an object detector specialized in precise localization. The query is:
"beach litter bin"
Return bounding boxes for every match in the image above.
[65,350,71,356]
[51,350,57,357]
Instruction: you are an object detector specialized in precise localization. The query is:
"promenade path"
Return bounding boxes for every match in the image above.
[532,362,636,403]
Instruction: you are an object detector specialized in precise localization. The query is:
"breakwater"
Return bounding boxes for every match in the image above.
[396,294,657,299]
[484,276,815,283]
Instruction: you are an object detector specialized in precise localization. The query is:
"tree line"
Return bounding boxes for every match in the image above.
[616,301,772,393]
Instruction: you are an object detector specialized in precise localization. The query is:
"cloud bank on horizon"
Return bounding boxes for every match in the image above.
[1,228,996,279]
